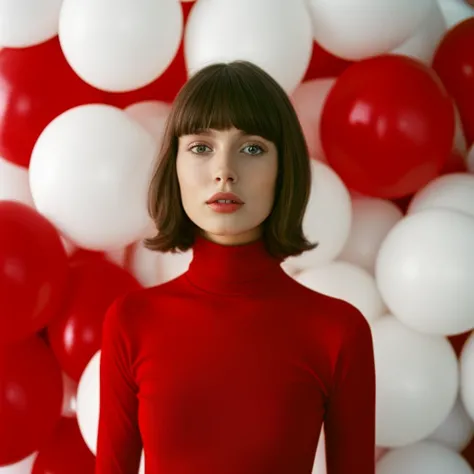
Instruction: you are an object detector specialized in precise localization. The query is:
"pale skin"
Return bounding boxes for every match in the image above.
[176,127,278,246]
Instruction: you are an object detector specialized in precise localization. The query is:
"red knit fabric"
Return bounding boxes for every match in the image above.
[96,235,375,474]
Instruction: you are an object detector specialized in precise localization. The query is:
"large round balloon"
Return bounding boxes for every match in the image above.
[0,37,105,168]
[48,254,141,382]
[0,0,62,48]
[59,0,183,92]
[0,201,69,345]
[375,209,474,335]
[0,336,63,466]
[321,54,455,198]
[308,0,433,60]
[29,104,157,250]
[184,0,313,93]
[372,317,458,447]
[32,417,95,474]
[101,1,192,108]
[433,18,474,147]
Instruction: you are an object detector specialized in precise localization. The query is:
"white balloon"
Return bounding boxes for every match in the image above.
[125,101,171,148]
[0,452,37,473]
[408,173,474,218]
[184,0,313,93]
[428,397,474,452]
[129,240,192,287]
[291,78,336,161]
[391,1,447,65]
[308,0,434,60]
[284,160,352,271]
[376,441,473,474]
[437,0,474,29]
[372,317,458,447]
[29,104,157,251]
[296,261,385,323]
[375,210,474,335]
[59,0,183,92]
[0,0,61,47]
[339,197,403,275]
[0,157,33,207]
[77,352,101,454]
[460,332,474,424]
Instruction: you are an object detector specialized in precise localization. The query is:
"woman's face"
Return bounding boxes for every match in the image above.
[176,127,278,245]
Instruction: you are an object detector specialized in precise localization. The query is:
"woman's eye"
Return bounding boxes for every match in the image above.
[190,144,211,154]
[242,144,264,155]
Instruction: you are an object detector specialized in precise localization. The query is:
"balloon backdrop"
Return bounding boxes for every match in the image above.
[0,0,474,471]
[58,0,183,92]
[29,104,157,251]
[320,54,455,198]
[0,336,63,465]
[308,0,434,59]
[184,0,313,93]
[0,201,68,345]
[47,253,141,382]
[0,37,105,168]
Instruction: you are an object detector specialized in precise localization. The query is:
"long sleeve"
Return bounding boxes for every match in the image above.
[95,297,143,474]
[324,313,376,474]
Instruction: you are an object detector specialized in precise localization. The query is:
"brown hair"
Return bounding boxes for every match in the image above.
[144,60,317,260]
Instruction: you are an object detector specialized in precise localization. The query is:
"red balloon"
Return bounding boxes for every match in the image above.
[47,254,141,381]
[0,36,105,168]
[102,1,192,109]
[320,54,455,198]
[0,201,69,345]
[32,417,95,474]
[0,336,63,466]
[303,40,352,81]
[433,18,474,147]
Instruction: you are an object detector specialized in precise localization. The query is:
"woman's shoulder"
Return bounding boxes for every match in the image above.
[288,276,370,341]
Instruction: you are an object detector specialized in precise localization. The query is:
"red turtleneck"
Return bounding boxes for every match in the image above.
[96,235,375,474]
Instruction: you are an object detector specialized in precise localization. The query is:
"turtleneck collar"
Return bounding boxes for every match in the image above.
[184,234,287,296]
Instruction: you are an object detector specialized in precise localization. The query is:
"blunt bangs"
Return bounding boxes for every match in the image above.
[172,62,284,145]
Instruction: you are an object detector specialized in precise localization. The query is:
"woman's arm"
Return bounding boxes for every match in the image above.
[95,297,143,474]
[324,311,376,474]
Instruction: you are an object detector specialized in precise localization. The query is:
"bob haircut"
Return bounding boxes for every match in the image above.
[144,60,317,260]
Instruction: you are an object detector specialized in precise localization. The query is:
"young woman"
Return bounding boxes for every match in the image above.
[96,60,376,474]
